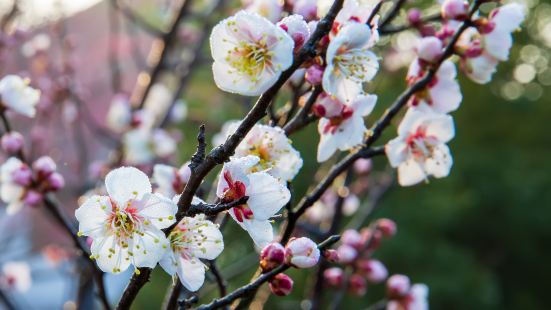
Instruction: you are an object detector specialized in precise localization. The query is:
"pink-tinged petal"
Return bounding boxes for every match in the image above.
[352,94,377,117]
[424,114,455,143]
[385,138,408,168]
[159,249,179,276]
[398,159,426,186]
[153,164,177,197]
[241,219,274,249]
[216,156,258,198]
[75,195,112,238]
[105,167,152,205]
[246,172,290,220]
[463,53,498,84]
[176,258,206,292]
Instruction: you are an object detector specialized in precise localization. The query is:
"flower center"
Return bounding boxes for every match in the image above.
[222,171,253,222]
[107,199,143,242]
[248,144,273,171]
[333,47,373,82]
[405,127,438,160]
[226,36,274,81]
[323,106,354,134]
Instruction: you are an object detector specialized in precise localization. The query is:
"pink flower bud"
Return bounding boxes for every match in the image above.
[324,267,344,287]
[441,0,469,20]
[349,274,367,296]
[407,9,422,25]
[260,243,285,272]
[277,15,310,52]
[322,249,339,263]
[357,259,388,283]
[23,190,42,206]
[387,274,411,298]
[11,166,32,186]
[416,36,443,63]
[1,132,24,154]
[341,229,363,249]
[47,172,65,191]
[269,273,294,296]
[353,158,373,175]
[285,237,320,268]
[336,244,358,264]
[305,64,324,85]
[32,156,56,176]
[376,218,397,238]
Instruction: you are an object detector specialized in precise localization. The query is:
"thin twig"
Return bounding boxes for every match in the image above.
[111,0,165,36]
[208,261,228,297]
[283,86,323,135]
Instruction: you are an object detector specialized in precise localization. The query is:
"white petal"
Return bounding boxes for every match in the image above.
[242,219,274,248]
[397,160,426,187]
[131,228,169,269]
[75,195,112,238]
[184,214,224,260]
[385,138,408,168]
[153,164,177,197]
[424,114,455,143]
[159,249,179,276]
[105,167,152,205]
[246,172,290,220]
[176,257,206,292]
[425,144,453,178]
[138,193,178,230]
[352,94,377,116]
[91,236,131,274]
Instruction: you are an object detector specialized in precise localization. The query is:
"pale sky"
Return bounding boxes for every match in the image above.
[1,0,102,29]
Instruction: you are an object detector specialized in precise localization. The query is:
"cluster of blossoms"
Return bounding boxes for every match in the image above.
[259,237,321,296]
[105,88,183,166]
[323,220,397,296]
[385,1,525,186]
[0,156,65,214]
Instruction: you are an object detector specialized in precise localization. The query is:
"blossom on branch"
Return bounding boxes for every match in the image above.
[385,109,455,186]
[315,93,377,162]
[217,156,290,248]
[75,167,177,274]
[159,212,224,292]
[153,163,191,198]
[0,75,40,118]
[210,11,294,96]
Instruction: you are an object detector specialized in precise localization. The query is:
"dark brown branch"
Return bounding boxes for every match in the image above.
[379,0,407,28]
[174,0,346,221]
[283,85,323,135]
[379,13,442,35]
[208,261,228,297]
[163,281,183,310]
[112,0,165,36]
[116,268,152,310]
[367,1,384,25]
[189,125,206,171]
[189,196,249,217]
[191,235,341,310]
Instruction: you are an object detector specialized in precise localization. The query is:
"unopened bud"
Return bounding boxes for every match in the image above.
[260,243,285,272]
[341,229,363,249]
[387,274,411,298]
[23,190,42,206]
[324,267,344,287]
[47,172,65,191]
[441,0,469,20]
[269,273,294,296]
[285,237,320,268]
[322,249,339,263]
[407,9,422,25]
[357,259,388,283]
[376,218,397,238]
[416,36,443,63]
[336,244,358,264]
[349,274,367,296]
[305,64,324,85]
[1,132,24,154]
[32,156,56,176]
[278,15,310,52]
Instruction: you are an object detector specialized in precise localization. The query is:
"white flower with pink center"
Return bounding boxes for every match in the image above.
[407,59,462,114]
[1,157,31,215]
[456,3,524,84]
[323,22,379,103]
[210,11,294,96]
[75,167,177,274]
[0,261,31,292]
[315,93,377,162]
[0,75,40,118]
[153,163,191,198]
[159,212,224,292]
[216,156,290,248]
[215,121,303,182]
[385,109,455,186]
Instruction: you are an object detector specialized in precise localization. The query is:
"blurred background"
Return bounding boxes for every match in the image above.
[0,0,550,309]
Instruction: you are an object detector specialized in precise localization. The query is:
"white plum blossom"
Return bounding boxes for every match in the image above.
[407,59,462,114]
[216,156,290,248]
[0,157,30,215]
[0,262,31,292]
[75,167,177,274]
[123,128,177,165]
[456,3,525,84]
[106,95,132,133]
[0,75,40,118]
[159,213,224,292]
[153,163,191,198]
[214,121,303,182]
[387,283,429,310]
[385,109,455,186]
[244,0,283,23]
[334,0,376,26]
[415,36,443,63]
[210,11,294,96]
[316,93,377,162]
[323,22,379,103]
